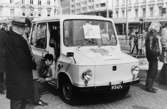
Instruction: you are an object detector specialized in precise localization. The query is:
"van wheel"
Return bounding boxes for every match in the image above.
[59,78,76,105]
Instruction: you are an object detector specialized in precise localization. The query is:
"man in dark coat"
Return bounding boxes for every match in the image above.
[145,29,161,93]
[0,18,34,109]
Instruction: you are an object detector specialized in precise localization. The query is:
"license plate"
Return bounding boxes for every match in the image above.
[111,84,123,90]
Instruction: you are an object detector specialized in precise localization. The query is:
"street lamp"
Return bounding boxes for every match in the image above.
[126,0,129,40]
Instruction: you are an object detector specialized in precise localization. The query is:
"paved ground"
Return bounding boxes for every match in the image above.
[1,81,167,109]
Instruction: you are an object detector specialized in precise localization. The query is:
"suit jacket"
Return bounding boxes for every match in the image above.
[0,30,34,100]
[145,33,160,62]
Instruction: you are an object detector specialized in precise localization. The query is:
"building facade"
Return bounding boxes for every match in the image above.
[112,0,167,22]
[0,0,61,19]
[61,0,70,14]
[61,0,113,17]
[112,0,167,34]
[61,0,167,34]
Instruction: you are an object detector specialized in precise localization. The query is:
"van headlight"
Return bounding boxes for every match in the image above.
[131,65,139,80]
[81,69,92,86]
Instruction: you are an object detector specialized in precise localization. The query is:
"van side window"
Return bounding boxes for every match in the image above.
[31,23,47,49]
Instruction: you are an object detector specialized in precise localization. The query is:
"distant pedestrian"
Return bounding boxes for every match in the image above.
[145,23,161,93]
[129,29,135,53]
[0,17,35,109]
[131,31,139,55]
[159,23,167,85]
[142,30,147,55]
[138,34,143,55]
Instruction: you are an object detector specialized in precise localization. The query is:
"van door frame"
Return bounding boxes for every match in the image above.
[46,20,61,88]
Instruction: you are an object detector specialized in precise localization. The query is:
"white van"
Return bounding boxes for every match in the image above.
[30,15,140,104]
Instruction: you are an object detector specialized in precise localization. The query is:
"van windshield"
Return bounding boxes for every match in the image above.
[63,20,117,47]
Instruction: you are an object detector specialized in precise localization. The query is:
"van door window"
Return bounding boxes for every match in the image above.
[48,22,60,59]
[31,23,47,49]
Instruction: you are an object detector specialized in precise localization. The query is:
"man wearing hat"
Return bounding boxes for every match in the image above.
[145,23,161,93]
[0,17,35,109]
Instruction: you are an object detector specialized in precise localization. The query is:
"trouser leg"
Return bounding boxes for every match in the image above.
[131,43,136,54]
[33,80,41,102]
[136,44,138,55]
[10,99,26,109]
[146,62,151,88]
[146,61,158,89]
[0,72,5,94]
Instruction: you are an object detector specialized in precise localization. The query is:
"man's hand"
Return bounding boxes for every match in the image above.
[45,77,52,82]
[37,78,45,83]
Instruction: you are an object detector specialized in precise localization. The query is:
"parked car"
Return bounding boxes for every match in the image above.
[29,15,140,105]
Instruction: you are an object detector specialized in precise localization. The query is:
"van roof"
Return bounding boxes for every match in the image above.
[32,15,113,23]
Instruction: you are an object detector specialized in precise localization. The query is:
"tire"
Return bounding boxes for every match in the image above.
[59,77,76,105]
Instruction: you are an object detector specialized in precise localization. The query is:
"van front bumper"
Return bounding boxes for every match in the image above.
[73,79,140,93]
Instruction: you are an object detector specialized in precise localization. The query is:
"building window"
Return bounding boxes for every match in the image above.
[150,7,153,17]
[96,4,99,8]
[135,9,138,18]
[30,0,33,4]
[10,0,13,4]
[159,6,163,17]
[122,10,125,18]
[38,0,41,5]
[71,10,75,14]
[71,4,75,8]
[100,3,106,7]
[22,0,25,4]
[47,0,50,5]
[143,8,146,17]
[22,12,25,16]
[10,8,14,16]
[116,11,119,18]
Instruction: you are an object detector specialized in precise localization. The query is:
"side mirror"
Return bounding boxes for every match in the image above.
[66,52,74,57]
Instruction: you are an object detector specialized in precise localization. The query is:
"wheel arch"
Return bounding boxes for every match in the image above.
[57,72,73,88]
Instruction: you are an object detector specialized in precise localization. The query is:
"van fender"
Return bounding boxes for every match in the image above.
[57,72,73,89]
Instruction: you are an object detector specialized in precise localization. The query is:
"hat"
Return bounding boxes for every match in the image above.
[12,17,31,27]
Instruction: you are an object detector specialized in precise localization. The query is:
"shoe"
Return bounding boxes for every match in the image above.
[152,87,158,91]
[34,100,48,106]
[40,100,48,106]
[145,88,157,93]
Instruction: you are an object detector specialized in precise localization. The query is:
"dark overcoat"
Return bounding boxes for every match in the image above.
[0,30,34,100]
[145,33,160,62]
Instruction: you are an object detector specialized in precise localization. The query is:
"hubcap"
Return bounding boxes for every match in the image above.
[62,82,72,100]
